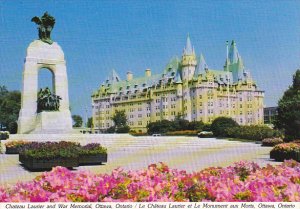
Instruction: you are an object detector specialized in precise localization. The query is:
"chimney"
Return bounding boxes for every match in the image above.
[127,71,133,81]
[145,68,151,77]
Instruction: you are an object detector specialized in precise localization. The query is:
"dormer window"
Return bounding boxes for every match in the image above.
[127,86,130,89]
[134,84,138,88]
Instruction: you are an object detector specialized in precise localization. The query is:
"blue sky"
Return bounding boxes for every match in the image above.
[0,1,299,118]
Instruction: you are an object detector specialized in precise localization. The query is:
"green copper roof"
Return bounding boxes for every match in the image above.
[194,54,208,78]
[229,40,239,64]
[100,57,181,95]
[184,34,194,55]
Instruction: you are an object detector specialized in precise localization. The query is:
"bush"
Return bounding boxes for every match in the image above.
[165,130,198,136]
[270,142,300,162]
[20,141,81,160]
[116,125,130,133]
[79,143,107,155]
[225,125,282,141]
[202,124,211,132]
[130,132,148,137]
[20,141,108,160]
[262,138,283,147]
[5,140,31,154]
[211,117,239,137]
[147,119,208,135]
[147,120,174,135]
[106,126,115,133]
[8,122,18,134]
[0,131,9,140]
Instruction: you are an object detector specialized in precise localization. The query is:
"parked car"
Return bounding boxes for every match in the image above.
[198,131,213,138]
[152,134,162,137]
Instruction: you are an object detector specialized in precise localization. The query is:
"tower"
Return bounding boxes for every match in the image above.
[181,35,197,121]
[226,40,244,82]
[181,34,197,81]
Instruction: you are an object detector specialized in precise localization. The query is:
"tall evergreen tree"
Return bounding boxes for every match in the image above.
[275,70,300,140]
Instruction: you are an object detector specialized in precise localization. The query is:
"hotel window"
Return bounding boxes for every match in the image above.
[138,121,142,125]
[138,114,142,118]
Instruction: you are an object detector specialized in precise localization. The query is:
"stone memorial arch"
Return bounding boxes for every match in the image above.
[18,12,72,134]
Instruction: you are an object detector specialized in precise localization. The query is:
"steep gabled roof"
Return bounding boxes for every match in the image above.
[228,40,239,64]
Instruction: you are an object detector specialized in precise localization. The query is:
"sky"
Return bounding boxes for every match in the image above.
[0,0,299,118]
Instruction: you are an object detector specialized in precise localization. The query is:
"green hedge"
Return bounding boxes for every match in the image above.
[224,125,282,141]
[165,130,198,136]
[211,117,239,137]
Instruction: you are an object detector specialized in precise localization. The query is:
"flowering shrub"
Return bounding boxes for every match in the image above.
[5,140,31,149]
[20,141,81,160]
[5,140,32,154]
[262,137,283,147]
[0,160,300,202]
[270,142,300,162]
[79,143,107,155]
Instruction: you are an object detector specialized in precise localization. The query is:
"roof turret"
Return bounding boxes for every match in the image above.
[183,34,194,55]
[193,54,208,78]
[228,40,239,64]
[174,70,182,83]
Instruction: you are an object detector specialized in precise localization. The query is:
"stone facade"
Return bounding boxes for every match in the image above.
[92,36,264,133]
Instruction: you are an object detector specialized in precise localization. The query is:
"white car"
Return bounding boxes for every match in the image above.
[197,131,213,138]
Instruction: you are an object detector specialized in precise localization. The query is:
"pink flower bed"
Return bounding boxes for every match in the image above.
[1,161,300,202]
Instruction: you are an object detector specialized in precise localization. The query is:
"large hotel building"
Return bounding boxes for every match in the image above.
[91,36,264,133]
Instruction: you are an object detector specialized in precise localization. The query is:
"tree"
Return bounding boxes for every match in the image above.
[112,110,127,127]
[275,69,300,140]
[147,120,173,135]
[87,117,93,128]
[211,117,239,137]
[111,110,129,133]
[0,86,21,133]
[188,121,204,131]
[72,115,83,127]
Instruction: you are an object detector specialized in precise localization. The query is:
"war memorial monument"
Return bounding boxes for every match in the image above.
[17,12,73,134]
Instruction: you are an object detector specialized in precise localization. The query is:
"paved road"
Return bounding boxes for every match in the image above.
[0,134,280,186]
